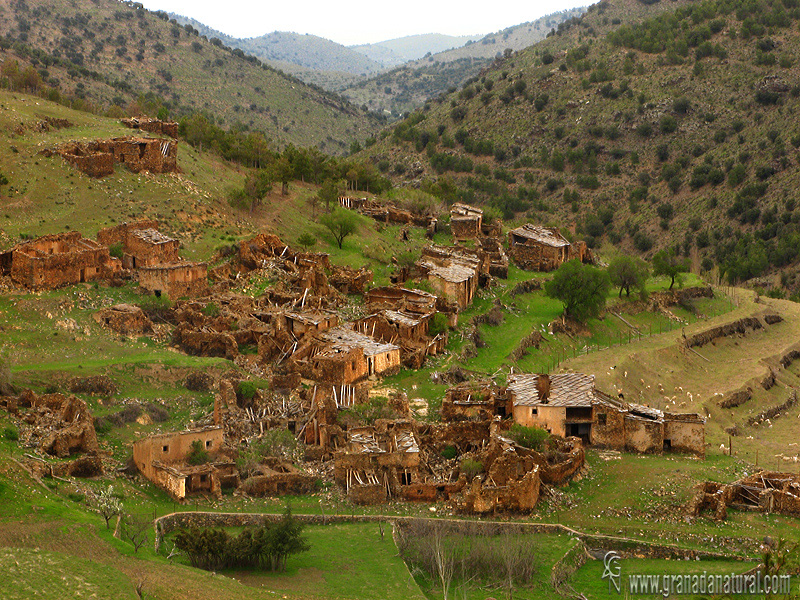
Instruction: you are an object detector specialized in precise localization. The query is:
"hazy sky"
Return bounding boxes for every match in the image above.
[137,0,589,46]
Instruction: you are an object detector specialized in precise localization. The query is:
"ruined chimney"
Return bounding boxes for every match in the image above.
[537,373,550,403]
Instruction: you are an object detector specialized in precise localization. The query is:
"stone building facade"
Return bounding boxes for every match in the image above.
[1,232,120,289]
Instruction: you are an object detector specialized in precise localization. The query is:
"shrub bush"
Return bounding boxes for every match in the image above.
[508,423,550,451]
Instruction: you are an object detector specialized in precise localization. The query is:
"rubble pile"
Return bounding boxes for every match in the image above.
[5,390,100,458]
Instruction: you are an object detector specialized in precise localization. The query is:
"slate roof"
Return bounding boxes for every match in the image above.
[507,373,595,407]
[319,326,399,357]
[509,225,570,248]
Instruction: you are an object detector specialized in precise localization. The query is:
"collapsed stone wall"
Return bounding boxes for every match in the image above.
[684,316,764,348]
[67,375,118,398]
[9,391,99,458]
[94,304,154,335]
[121,117,179,138]
[8,232,119,290]
[138,262,208,299]
[42,137,179,178]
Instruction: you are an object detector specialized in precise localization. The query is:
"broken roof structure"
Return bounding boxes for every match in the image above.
[365,286,437,315]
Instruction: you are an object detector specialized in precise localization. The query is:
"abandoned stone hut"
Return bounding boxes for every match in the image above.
[365,286,437,315]
[291,326,401,385]
[138,261,209,299]
[44,137,178,177]
[132,426,236,500]
[416,245,485,308]
[507,373,705,455]
[97,221,180,269]
[450,203,483,240]
[507,225,571,271]
[0,232,120,289]
[441,380,507,422]
[353,309,445,369]
[333,420,421,504]
[282,309,339,337]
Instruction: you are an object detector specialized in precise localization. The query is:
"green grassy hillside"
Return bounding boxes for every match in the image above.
[362,0,800,295]
[0,0,383,153]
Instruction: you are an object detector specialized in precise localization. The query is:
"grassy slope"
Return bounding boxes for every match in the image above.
[362,0,800,282]
[0,0,382,152]
[0,90,251,256]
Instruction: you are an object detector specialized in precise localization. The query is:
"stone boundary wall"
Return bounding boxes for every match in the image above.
[153,511,751,562]
[551,539,589,593]
[685,316,764,348]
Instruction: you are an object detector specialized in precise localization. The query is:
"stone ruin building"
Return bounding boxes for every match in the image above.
[507,224,593,272]
[688,471,800,521]
[120,116,179,138]
[138,262,209,299]
[0,232,120,290]
[450,203,484,240]
[97,220,208,299]
[441,380,508,422]
[97,220,179,269]
[0,389,102,480]
[289,326,401,386]
[334,420,421,504]
[507,373,705,455]
[41,137,179,178]
[415,244,487,309]
[94,304,154,336]
[132,426,237,501]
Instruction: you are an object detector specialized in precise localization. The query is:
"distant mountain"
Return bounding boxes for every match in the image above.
[170,15,384,77]
[341,8,587,117]
[351,33,481,68]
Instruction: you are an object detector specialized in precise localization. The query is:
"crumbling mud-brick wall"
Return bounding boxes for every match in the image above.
[5,232,120,289]
[14,391,100,458]
[450,203,483,240]
[173,324,238,360]
[97,220,158,252]
[124,228,181,268]
[94,304,154,335]
[590,403,626,449]
[460,466,541,514]
[138,262,208,299]
[624,415,663,453]
[441,381,498,422]
[55,146,115,177]
[365,286,437,315]
[239,463,315,496]
[328,265,373,294]
[663,414,705,456]
[106,137,178,173]
[121,117,179,138]
[43,137,178,177]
